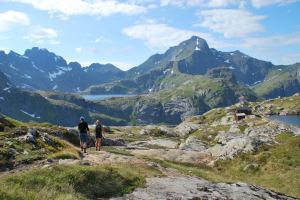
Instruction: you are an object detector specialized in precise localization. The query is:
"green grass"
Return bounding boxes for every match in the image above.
[252,64,300,98]
[48,150,80,160]
[191,125,230,146]
[0,131,80,170]
[0,163,162,200]
[201,108,227,124]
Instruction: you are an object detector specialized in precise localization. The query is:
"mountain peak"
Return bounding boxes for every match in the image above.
[190,36,209,51]
[24,47,67,67]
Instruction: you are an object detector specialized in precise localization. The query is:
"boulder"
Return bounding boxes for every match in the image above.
[179,136,208,152]
[208,123,284,160]
[174,122,201,137]
[102,138,125,146]
[25,128,38,143]
[208,137,254,159]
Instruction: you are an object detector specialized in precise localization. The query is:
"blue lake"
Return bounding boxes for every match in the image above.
[82,94,136,101]
[269,115,300,126]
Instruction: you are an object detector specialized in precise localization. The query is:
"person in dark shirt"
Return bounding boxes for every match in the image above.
[78,116,90,153]
[95,120,103,151]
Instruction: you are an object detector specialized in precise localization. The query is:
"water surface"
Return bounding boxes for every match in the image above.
[268,115,300,127]
[82,94,136,101]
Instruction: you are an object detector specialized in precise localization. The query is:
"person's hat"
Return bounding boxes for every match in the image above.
[80,116,85,120]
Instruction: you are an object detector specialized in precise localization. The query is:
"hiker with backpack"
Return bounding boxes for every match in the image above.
[95,120,103,151]
[78,116,90,153]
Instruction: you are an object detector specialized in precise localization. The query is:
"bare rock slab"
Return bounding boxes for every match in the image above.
[112,176,297,200]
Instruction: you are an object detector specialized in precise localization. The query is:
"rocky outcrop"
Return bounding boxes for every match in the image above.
[174,121,202,137]
[179,135,208,151]
[113,176,297,200]
[102,138,126,146]
[163,97,198,124]
[207,122,287,160]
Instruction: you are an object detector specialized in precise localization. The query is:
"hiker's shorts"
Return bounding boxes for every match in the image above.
[79,132,88,143]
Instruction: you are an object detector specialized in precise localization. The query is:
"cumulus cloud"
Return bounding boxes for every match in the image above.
[0,10,30,32]
[123,22,230,51]
[251,0,298,8]
[26,27,59,44]
[11,0,146,18]
[198,9,266,38]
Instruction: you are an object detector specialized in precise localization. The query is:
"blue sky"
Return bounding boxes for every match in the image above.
[0,0,299,70]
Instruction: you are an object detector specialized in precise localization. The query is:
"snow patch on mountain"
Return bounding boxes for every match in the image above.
[23,74,32,79]
[31,62,45,73]
[9,64,18,71]
[195,38,201,51]
[49,70,65,81]
[59,66,72,71]
[20,110,41,119]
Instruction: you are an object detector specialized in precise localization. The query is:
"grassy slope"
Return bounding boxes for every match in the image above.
[253,64,300,98]
[0,163,162,200]
[254,94,300,114]
[0,117,80,169]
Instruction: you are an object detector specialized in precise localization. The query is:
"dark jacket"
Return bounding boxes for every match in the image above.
[78,121,89,133]
[95,124,102,138]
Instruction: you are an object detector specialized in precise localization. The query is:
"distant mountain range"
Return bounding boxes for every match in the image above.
[0,47,125,92]
[0,36,299,125]
[84,36,286,96]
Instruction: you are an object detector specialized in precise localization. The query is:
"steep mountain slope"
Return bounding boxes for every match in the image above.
[0,48,125,92]
[86,36,274,95]
[252,63,300,98]
[0,71,127,126]
[128,36,273,85]
[97,71,257,124]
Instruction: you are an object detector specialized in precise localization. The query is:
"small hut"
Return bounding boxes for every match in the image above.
[234,107,252,121]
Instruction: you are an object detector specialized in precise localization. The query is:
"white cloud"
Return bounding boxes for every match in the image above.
[160,0,245,7]
[199,9,266,38]
[75,47,82,53]
[123,22,230,51]
[26,27,59,44]
[11,0,146,18]
[241,32,300,48]
[0,10,30,32]
[251,0,298,8]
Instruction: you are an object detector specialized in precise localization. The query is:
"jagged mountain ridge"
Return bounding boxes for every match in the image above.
[2,36,296,97]
[0,47,125,92]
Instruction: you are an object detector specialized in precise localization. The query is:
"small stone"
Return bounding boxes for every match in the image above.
[47,158,54,163]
